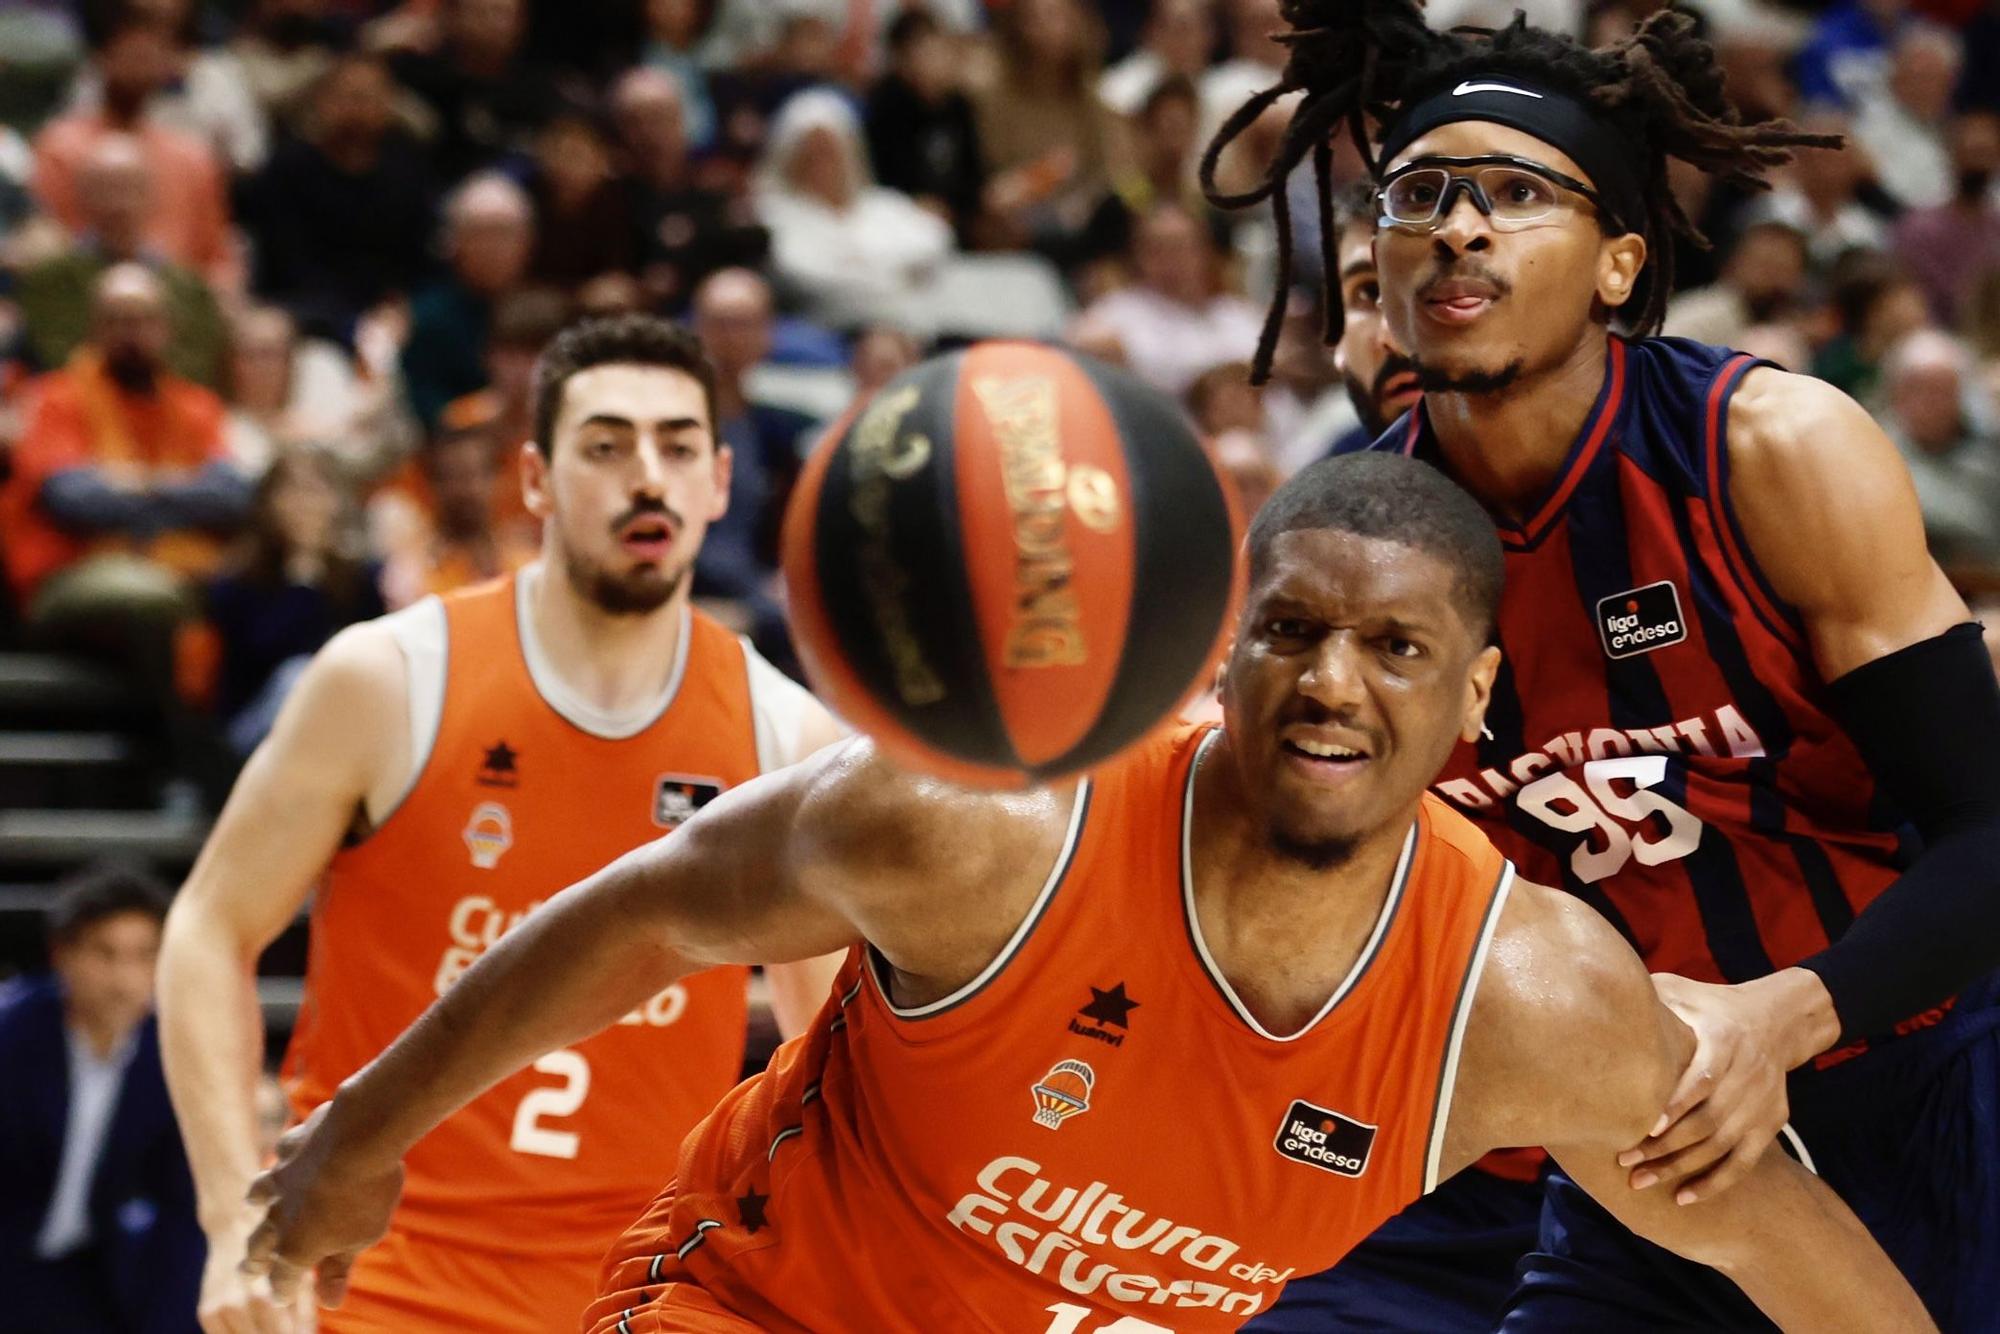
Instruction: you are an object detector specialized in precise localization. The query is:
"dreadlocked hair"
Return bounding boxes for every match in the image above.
[1200,4,1841,383]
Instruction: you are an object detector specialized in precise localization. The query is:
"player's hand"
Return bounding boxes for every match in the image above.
[241,1099,403,1311]
[197,1203,313,1334]
[1619,972,1798,1205]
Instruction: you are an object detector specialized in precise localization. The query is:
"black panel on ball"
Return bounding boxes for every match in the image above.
[809,353,1020,769]
[1045,355,1235,777]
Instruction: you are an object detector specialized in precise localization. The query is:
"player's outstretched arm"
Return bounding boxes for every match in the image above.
[1442,880,1935,1332]
[159,622,407,1334]
[239,737,1073,1309]
[1629,369,2000,1203]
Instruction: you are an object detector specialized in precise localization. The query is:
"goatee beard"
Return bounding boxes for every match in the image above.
[1267,826,1359,872]
[562,548,682,616]
[1412,357,1524,396]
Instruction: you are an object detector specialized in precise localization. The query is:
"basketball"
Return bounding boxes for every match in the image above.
[781,341,1241,788]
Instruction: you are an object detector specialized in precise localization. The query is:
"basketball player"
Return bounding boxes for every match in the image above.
[157,315,845,1333]
[1209,6,2000,1325]
[1243,182,1546,1334]
[234,453,1927,1332]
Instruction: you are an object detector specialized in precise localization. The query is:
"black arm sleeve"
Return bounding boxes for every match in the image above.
[1799,622,2000,1041]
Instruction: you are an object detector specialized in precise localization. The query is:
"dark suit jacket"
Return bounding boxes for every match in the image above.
[0,978,203,1334]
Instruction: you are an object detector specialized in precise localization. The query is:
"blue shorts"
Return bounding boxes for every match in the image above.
[1244,1165,1546,1332]
[1502,980,2000,1333]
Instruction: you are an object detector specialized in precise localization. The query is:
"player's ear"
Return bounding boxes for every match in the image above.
[709,441,733,523]
[1597,231,1647,310]
[1460,643,1501,744]
[521,440,551,520]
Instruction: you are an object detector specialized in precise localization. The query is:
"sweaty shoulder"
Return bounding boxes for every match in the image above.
[1725,366,1965,674]
[1440,878,1686,1175]
[779,738,1082,997]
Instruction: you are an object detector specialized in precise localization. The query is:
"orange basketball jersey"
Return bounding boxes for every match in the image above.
[589,724,1515,1334]
[284,573,807,1329]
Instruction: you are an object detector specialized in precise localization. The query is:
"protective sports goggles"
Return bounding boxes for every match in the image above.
[1377,155,1615,232]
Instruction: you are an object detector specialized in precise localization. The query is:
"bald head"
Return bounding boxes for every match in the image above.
[692,268,773,379]
[93,263,170,387]
[446,172,533,295]
[79,134,152,256]
[613,68,689,175]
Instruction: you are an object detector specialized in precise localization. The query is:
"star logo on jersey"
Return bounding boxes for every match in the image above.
[462,802,513,870]
[652,774,724,830]
[1596,581,1687,659]
[1068,983,1139,1047]
[1030,1059,1095,1129]
[736,1187,769,1235]
[1273,1099,1377,1177]
[477,741,519,788]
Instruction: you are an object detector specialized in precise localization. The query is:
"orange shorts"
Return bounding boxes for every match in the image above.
[317,1223,603,1333]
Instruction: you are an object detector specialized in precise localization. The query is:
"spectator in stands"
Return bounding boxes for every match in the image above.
[1263,291,1354,473]
[1,264,249,627]
[707,8,845,173]
[441,287,572,462]
[850,324,921,398]
[1210,425,1279,519]
[1894,110,2000,326]
[64,0,268,174]
[31,14,238,291]
[1100,0,1215,118]
[1666,218,1811,348]
[1814,254,1934,399]
[1200,0,1287,147]
[378,419,537,606]
[528,110,638,290]
[691,267,817,607]
[753,89,954,332]
[1852,23,1961,209]
[228,0,351,135]
[611,67,768,312]
[1758,109,1889,273]
[399,172,534,431]
[17,133,226,388]
[975,0,1126,262]
[1185,359,1264,437]
[1089,74,1216,266]
[1794,0,1908,107]
[208,447,383,751]
[0,863,200,1334]
[864,10,986,246]
[387,0,559,184]
[1077,201,1260,396]
[221,304,405,480]
[1878,328,2000,570]
[243,52,436,345]
[639,0,719,151]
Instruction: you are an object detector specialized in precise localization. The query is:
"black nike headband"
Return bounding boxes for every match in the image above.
[1375,76,1647,235]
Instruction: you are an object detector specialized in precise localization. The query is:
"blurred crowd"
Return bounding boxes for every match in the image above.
[2,0,2000,804]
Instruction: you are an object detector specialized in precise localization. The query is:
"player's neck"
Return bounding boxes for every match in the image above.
[521,562,689,717]
[1187,740,1417,1029]
[1424,332,1610,525]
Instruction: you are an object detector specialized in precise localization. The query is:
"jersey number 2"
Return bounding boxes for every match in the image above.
[510,1049,590,1159]
[1042,1305,1173,1333]
[1516,755,1703,883]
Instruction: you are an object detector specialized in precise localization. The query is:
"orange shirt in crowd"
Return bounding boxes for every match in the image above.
[1,354,234,604]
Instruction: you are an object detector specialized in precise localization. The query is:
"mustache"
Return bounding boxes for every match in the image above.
[1415,261,1514,303]
[610,497,684,537]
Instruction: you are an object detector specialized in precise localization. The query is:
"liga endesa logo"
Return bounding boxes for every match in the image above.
[1596,581,1687,659]
[1272,1100,1377,1177]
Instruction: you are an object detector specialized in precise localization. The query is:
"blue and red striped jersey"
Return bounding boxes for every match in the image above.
[1345,335,1907,983]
